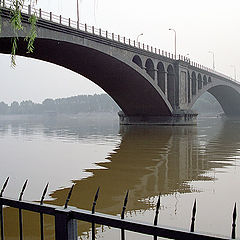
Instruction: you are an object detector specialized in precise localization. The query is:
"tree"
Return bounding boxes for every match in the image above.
[10,101,20,114]
[0,101,8,114]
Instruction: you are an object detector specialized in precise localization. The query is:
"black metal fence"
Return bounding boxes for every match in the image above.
[0,177,237,240]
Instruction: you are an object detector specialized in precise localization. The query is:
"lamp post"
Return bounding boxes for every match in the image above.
[208,51,215,70]
[136,33,143,43]
[169,28,176,59]
[77,0,79,23]
[230,65,236,80]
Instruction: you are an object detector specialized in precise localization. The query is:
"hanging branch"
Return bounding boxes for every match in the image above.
[8,0,38,67]
[25,13,37,53]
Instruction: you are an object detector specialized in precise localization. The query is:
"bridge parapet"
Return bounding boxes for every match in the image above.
[0,0,225,77]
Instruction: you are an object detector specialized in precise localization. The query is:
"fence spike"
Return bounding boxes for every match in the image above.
[0,177,9,197]
[121,190,129,240]
[154,194,161,226]
[40,183,49,240]
[40,183,49,205]
[190,199,197,232]
[92,187,100,214]
[64,184,75,209]
[19,179,28,201]
[18,180,28,240]
[231,202,237,239]
[121,190,129,219]
[91,187,100,240]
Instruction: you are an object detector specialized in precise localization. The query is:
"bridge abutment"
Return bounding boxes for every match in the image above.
[118,110,198,126]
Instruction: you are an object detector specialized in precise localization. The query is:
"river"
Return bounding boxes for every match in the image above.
[0,113,240,239]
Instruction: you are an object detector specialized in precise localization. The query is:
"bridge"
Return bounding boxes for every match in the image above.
[1,1,240,125]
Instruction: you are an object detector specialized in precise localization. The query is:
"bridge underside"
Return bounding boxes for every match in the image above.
[0,37,173,118]
[208,85,240,116]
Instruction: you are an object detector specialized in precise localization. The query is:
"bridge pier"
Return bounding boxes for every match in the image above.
[118,110,198,126]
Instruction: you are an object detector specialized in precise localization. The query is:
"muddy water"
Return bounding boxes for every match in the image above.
[0,114,240,239]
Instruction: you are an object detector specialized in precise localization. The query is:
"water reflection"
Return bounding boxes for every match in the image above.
[1,116,240,239]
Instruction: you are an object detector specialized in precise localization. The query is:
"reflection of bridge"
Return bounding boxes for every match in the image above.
[2,120,230,238]
[1,2,240,124]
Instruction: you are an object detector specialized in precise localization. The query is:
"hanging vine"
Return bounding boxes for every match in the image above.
[3,0,38,67]
[25,13,37,53]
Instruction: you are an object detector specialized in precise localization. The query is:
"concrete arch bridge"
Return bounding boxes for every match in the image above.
[0,2,240,125]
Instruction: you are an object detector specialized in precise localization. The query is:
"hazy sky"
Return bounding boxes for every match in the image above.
[0,0,239,104]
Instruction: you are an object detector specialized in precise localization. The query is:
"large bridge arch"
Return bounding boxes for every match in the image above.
[207,85,240,116]
[0,37,172,116]
[190,84,240,116]
[0,9,173,118]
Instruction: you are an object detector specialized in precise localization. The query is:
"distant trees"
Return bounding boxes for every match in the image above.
[0,102,8,114]
[0,94,120,115]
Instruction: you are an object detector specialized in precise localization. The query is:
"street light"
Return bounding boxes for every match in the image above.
[230,65,236,80]
[77,0,80,23]
[208,51,215,70]
[136,33,143,43]
[169,28,176,59]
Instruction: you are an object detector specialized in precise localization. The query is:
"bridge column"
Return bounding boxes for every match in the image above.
[164,71,168,97]
[188,75,192,103]
[157,70,168,95]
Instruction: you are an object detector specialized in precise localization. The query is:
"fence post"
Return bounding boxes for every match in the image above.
[0,177,9,240]
[0,200,4,240]
[50,12,52,21]
[39,8,42,18]
[55,210,78,240]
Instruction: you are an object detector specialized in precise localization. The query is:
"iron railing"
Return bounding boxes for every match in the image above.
[0,177,237,240]
[0,0,239,84]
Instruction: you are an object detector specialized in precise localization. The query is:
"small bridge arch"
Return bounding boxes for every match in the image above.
[132,55,143,69]
[145,58,155,80]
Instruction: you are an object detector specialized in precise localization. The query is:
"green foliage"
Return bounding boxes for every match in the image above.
[25,13,37,53]
[10,0,24,67]
[11,37,18,66]
[4,0,38,67]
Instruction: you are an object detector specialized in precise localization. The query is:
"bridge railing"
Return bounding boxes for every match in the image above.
[0,0,238,84]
